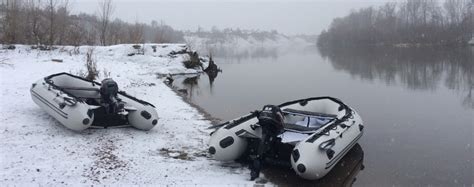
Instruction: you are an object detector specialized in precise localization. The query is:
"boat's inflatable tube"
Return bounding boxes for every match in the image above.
[208,97,364,180]
[30,72,159,131]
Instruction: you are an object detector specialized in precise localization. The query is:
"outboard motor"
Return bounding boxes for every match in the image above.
[249,105,285,180]
[100,78,124,114]
[258,105,284,132]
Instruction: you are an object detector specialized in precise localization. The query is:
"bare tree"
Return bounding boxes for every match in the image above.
[128,22,144,44]
[85,27,98,46]
[2,0,23,44]
[109,19,125,45]
[318,0,473,47]
[154,20,168,43]
[444,0,469,25]
[24,0,44,45]
[0,0,183,46]
[67,17,86,46]
[0,2,4,41]
[46,0,57,47]
[98,0,114,46]
[44,0,70,47]
[55,1,69,45]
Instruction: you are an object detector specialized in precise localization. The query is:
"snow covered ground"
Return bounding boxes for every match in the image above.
[0,44,263,185]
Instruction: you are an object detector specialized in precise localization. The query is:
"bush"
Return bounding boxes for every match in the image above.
[182,51,201,69]
[85,48,98,80]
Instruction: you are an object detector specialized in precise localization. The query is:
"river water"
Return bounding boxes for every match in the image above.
[171,45,474,186]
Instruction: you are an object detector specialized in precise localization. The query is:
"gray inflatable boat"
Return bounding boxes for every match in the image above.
[30,72,159,131]
[208,97,364,180]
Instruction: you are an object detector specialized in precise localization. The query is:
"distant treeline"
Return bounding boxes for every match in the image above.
[0,0,184,47]
[318,0,474,47]
[186,27,285,42]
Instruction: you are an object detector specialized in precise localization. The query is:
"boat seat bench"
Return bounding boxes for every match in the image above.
[281,108,337,133]
[61,86,100,92]
[283,108,337,118]
[283,123,319,132]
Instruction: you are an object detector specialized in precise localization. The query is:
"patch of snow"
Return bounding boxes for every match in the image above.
[0,44,261,185]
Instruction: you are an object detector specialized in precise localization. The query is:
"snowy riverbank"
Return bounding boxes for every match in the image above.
[0,44,264,185]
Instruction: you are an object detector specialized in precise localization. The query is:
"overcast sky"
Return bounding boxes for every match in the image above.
[71,0,389,35]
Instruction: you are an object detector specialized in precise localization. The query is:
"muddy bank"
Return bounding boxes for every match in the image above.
[164,77,222,125]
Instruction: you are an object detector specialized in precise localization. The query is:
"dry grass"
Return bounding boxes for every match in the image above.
[85,48,99,81]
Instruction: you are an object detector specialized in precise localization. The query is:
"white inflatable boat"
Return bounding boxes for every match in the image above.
[208,97,364,180]
[30,72,159,131]
[265,143,364,186]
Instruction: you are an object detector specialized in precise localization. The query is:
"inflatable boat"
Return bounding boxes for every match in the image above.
[208,97,364,180]
[30,72,159,131]
[264,143,364,186]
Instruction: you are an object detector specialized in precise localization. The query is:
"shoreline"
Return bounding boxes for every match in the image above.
[164,80,222,125]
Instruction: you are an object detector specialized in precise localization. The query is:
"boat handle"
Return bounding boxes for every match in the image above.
[63,97,77,106]
[53,96,77,107]
[319,138,336,150]
[250,123,260,130]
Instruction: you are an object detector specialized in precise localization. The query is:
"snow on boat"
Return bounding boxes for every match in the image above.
[30,72,159,131]
[208,97,364,180]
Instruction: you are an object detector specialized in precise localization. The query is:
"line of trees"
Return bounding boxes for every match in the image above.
[187,27,283,43]
[317,0,474,47]
[0,0,184,47]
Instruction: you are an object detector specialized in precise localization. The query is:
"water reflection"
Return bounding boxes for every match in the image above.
[205,66,220,87]
[208,46,279,60]
[170,71,220,99]
[319,46,474,109]
[182,76,199,85]
[194,43,316,61]
[263,144,365,187]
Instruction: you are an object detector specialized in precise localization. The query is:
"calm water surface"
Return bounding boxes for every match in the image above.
[171,45,474,186]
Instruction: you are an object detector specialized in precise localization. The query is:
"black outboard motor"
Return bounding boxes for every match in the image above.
[258,105,284,132]
[100,78,124,114]
[249,105,284,180]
